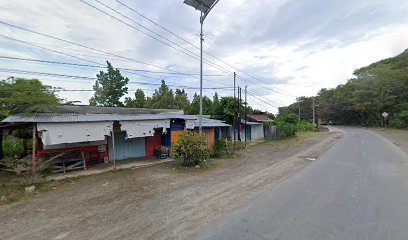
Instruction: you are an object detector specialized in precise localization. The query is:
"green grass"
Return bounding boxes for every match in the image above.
[0,173,97,206]
[263,131,321,146]
[0,178,59,206]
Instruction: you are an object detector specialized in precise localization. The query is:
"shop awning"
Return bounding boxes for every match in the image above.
[120,120,170,138]
[37,122,113,146]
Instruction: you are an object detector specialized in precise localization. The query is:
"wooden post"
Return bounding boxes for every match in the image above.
[32,123,37,177]
[111,128,116,170]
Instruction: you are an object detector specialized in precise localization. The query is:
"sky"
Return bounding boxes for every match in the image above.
[0,0,407,113]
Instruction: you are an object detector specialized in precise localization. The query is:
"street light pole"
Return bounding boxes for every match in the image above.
[199,12,203,134]
[183,0,219,135]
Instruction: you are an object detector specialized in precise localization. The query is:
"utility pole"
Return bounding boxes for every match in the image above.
[312,97,316,128]
[244,85,247,147]
[233,72,236,142]
[238,87,241,142]
[298,100,301,121]
[198,12,203,135]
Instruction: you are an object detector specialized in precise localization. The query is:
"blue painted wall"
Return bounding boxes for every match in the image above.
[170,119,185,130]
[108,132,146,160]
[161,129,171,147]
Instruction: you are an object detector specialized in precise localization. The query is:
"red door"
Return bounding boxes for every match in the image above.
[145,130,162,157]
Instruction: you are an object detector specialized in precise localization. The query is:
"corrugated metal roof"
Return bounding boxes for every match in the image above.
[191,117,231,127]
[14,105,184,115]
[2,113,197,123]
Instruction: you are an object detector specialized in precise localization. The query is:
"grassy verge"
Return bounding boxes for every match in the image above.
[263,130,322,146]
[0,173,98,206]
[0,178,62,206]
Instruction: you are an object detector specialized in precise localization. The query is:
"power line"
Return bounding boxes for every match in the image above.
[247,91,279,109]
[0,67,233,90]
[114,0,295,97]
[0,20,203,76]
[0,18,294,101]
[0,27,228,86]
[0,55,225,77]
[80,0,234,76]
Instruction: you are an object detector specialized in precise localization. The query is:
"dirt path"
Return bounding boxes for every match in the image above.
[373,129,408,155]
[0,132,341,240]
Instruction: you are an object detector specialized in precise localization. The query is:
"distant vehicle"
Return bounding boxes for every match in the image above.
[328,121,337,125]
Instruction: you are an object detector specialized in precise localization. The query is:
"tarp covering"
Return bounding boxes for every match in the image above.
[38,122,113,146]
[120,120,170,139]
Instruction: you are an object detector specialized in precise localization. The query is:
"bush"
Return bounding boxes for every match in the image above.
[3,139,25,160]
[389,110,408,128]
[212,139,226,158]
[276,123,297,138]
[172,131,211,167]
[297,121,314,132]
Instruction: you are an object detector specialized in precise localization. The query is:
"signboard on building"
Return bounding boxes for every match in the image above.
[185,121,195,130]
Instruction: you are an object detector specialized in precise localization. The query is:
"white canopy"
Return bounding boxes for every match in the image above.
[38,122,113,146]
[120,120,170,138]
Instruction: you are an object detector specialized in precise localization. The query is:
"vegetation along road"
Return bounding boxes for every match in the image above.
[0,131,340,240]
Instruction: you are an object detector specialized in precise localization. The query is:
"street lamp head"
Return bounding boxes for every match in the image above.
[183,0,219,22]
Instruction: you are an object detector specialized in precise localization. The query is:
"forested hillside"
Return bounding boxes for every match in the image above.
[315,49,408,127]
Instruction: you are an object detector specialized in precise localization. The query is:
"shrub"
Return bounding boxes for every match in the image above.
[297,121,314,132]
[276,123,297,138]
[389,110,408,128]
[172,131,211,167]
[2,139,25,160]
[212,139,226,158]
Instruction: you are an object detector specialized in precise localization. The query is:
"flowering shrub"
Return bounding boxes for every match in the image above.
[172,131,210,167]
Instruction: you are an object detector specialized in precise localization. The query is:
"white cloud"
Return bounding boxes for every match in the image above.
[0,0,407,112]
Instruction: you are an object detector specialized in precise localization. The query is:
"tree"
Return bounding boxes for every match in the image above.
[308,48,408,128]
[212,92,221,118]
[89,61,129,107]
[189,93,213,115]
[150,80,176,109]
[125,89,146,108]
[0,77,61,119]
[174,89,190,113]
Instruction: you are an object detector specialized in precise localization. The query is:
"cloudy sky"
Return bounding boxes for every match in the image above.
[0,0,407,113]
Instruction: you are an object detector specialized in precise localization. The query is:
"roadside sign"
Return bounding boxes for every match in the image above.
[382,112,389,118]
[185,121,195,130]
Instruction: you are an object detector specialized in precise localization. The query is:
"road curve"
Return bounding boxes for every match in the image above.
[188,127,408,240]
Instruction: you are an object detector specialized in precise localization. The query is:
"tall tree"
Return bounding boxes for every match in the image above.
[89,61,129,107]
[189,93,213,115]
[150,80,175,109]
[151,80,175,108]
[125,89,146,108]
[174,88,190,113]
[212,92,221,118]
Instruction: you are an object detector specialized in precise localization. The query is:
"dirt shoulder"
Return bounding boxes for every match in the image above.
[0,131,341,240]
[373,128,408,155]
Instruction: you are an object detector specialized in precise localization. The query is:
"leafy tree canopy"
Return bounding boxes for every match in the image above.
[0,77,61,119]
[89,61,129,107]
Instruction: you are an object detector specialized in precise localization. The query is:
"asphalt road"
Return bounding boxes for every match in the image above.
[188,127,408,240]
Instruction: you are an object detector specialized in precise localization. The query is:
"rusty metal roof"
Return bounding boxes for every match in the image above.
[247,114,273,122]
